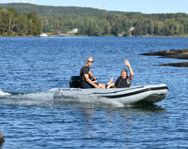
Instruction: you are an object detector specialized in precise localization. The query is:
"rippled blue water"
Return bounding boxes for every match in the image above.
[0,37,188,148]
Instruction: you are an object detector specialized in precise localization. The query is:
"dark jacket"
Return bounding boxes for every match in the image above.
[115,77,132,88]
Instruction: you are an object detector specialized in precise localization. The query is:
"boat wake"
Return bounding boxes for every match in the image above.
[0,91,54,106]
[0,89,125,108]
[0,89,11,96]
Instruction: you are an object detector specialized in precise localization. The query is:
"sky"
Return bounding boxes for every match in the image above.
[0,0,188,14]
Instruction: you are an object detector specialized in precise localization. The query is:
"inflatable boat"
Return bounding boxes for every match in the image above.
[53,76,168,105]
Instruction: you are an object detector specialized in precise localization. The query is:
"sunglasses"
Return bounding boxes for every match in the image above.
[87,60,93,63]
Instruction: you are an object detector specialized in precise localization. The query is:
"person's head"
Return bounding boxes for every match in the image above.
[120,69,128,79]
[86,56,94,67]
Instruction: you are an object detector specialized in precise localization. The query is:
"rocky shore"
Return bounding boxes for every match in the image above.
[160,62,188,67]
[141,49,188,67]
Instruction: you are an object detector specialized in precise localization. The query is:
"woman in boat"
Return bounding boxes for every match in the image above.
[80,56,105,89]
[107,59,134,88]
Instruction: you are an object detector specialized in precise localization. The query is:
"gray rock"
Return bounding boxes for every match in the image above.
[142,49,188,59]
[160,62,188,67]
[142,49,188,67]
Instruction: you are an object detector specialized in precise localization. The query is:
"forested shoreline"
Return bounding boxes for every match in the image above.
[0,6,41,36]
[1,3,188,36]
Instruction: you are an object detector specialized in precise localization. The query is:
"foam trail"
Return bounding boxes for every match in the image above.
[16,92,54,105]
[0,91,55,106]
[0,88,125,108]
[0,89,11,96]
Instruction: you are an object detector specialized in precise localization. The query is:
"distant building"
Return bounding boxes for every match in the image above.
[67,28,78,35]
[128,27,135,36]
[40,33,48,37]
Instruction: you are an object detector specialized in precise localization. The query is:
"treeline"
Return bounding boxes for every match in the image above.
[1,3,188,36]
[41,13,188,36]
[0,6,41,36]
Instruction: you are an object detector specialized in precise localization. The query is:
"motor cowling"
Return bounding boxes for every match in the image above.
[69,76,80,88]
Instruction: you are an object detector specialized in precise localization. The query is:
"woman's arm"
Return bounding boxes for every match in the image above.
[124,59,134,80]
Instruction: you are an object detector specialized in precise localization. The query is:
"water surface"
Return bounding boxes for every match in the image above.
[0,37,188,148]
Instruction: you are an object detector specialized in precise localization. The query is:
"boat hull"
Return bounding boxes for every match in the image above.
[53,84,168,105]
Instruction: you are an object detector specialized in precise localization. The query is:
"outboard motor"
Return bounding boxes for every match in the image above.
[69,76,80,88]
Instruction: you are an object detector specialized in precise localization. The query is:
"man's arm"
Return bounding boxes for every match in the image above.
[84,74,99,88]
[124,59,134,80]
[88,71,97,81]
